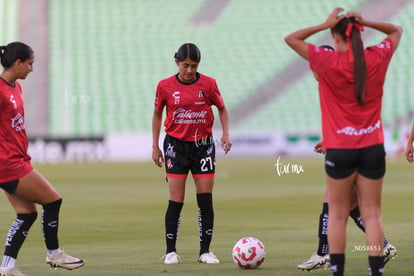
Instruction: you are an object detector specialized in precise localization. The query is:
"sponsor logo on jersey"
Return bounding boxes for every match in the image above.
[172,91,180,104]
[172,108,207,124]
[11,113,25,132]
[336,120,380,136]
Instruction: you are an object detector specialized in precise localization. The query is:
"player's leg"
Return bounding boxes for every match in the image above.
[162,135,189,264]
[356,144,386,275]
[194,176,218,264]
[164,176,186,264]
[349,188,397,265]
[192,140,219,264]
[14,170,85,270]
[327,173,355,276]
[0,187,37,274]
[297,187,330,270]
[356,175,384,275]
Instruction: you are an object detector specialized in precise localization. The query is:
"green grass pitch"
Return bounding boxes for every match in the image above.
[0,157,412,275]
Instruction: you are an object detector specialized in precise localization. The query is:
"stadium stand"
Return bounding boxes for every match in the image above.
[0,0,18,43]
[43,0,414,137]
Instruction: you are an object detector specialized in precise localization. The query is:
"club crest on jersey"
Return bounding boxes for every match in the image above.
[172,91,180,104]
[198,90,205,98]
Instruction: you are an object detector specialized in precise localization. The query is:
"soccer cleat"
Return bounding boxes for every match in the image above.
[384,243,397,265]
[198,252,220,264]
[46,250,85,270]
[163,252,180,264]
[0,267,26,276]
[297,252,330,271]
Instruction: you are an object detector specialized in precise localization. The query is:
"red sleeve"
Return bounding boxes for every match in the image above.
[154,82,165,110]
[210,80,225,109]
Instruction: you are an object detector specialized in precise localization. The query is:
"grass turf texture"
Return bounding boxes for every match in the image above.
[0,157,412,275]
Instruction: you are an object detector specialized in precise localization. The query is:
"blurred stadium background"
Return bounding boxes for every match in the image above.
[1,0,413,162]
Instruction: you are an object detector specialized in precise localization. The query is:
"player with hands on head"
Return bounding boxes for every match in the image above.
[285,7,402,276]
[0,42,85,276]
[152,42,231,265]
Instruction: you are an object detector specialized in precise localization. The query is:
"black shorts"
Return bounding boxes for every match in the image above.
[0,179,19,194]
[163,134,216,178]
[325,144,386,179]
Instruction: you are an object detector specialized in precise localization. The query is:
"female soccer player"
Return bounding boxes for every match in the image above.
[0,42,85,276]
[152,43,231,265]
[285,7,402,276]
[298,141,396,271]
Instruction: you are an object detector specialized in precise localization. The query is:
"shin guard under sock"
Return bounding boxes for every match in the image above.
[165,200,183,254]
[197,193,214,255]
[317,202,329,256]
[42,199,62,250]
[4,212,37,259]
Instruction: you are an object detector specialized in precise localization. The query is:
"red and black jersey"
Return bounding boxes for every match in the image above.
[155,73,225,142]
[308,38,395,149]
[0,79,33,182]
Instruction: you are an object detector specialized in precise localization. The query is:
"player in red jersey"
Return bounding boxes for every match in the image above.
[285,8,402,276]
[0,42,85,275]
[152,43,231,265]
[297,45,396,272]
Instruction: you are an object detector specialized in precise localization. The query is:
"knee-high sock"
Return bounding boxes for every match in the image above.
[330,253,345,276]
[197,193,214,255]
[3,212,37,261]
[317,203,329,256]
[165,200,183,254]
[41,199,62,250]
[369,255,384,276]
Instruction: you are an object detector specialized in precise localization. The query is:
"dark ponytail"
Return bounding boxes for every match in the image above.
[331,17,366,105]
[174,43,201,62]
[0,42,33,69]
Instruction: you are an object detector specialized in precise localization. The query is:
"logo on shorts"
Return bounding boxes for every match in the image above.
[326,160,335,167]
[165,143,176,158]
[167,159,174,169]
[206,145,214,156]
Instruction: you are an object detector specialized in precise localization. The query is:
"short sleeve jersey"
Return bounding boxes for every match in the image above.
[155,73,225,142]
[308,38,395,149]
[0,79,33,182]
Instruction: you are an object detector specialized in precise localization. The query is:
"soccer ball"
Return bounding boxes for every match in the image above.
[232,237,266,269]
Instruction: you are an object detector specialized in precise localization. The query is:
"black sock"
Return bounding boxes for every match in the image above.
[165,200,183,254]
[317,202,329,256]
[197,193,214,256]
[4,213,37,258]
[330,253,345,276]
[349,206,365,232]
[369,255,384,276]
[42,199,62,250]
